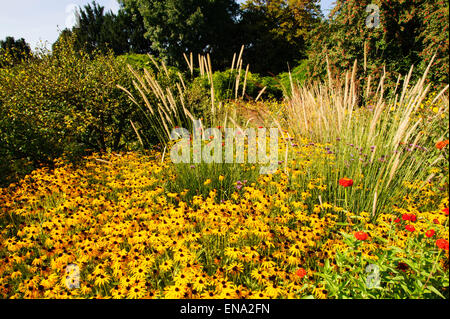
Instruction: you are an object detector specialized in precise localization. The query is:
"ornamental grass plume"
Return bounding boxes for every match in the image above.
[284,55,449,219]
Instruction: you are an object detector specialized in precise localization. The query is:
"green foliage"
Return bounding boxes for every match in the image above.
[0,37,32,68]
[320,229,449,298]
[238,0,321,75]
[54,1,152,56]
[417,0,449,85]
[119,0,240,69]
[306,0,449,85]
[123,53,283,149]
[117,0,322,75]
[184,77,214,124]
[0,35,138,186]
[117,53,156,71]
[194,69,282,102]
[278,59,309,95]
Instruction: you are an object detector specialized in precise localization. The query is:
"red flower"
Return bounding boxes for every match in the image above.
[339,178,354,187]
[425,229,435,238]
[402,214,416,222]
[405,225,415,232]
[354,231,368,241]
[394,218,401,223]
[436,239,449,251]
[296,268,307,278]
[433,218,440,225]
[443,208,449,216]
[397,262,409,272]
[436,140,449,150]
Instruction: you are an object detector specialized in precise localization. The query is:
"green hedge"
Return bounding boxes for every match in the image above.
[0,36,138,186]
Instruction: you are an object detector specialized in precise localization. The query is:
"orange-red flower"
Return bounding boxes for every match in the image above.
[354,231,368,241]
[405,225,415,232]
[425,229,435,238]
[296,268,307,278]
[443,208,449,216]
[339,178,354,187]
[436,239,449,251]
[436,140,449,150]
[402,214,416,222]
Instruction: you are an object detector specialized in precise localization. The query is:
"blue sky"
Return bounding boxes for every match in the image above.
[0,0,336,50]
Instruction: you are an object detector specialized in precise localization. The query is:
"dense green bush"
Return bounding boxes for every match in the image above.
[306,0,449,86]
[278,60,309,95]
[117,53,155,71]
[192,68,283,102]
[0,36,138,186]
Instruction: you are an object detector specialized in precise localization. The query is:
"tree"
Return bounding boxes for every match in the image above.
[0,36,32,67]
[306,0,449,85]
[117,2,153,54]
[74,1,107,53]
[417,0,449,85]
[54,1,152,55]
[238,0,321,74]
[119,0,241,69]
[242,0,321,43]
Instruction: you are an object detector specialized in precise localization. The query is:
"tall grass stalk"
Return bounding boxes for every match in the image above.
[285,57,449,219]
[121,50,271,199]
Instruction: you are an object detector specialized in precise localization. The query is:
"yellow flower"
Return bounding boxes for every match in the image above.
[94,274,111,287]
[204,179,212,185]
[226,262,244,275]
[10,271,22,279]
[164,285,185,299]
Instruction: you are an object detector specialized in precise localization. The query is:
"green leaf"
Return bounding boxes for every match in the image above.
[425,285,445,299]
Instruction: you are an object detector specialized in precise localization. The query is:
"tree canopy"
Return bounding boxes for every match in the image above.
[0,36,32,67]
[119,0,241,69]
[238,0,321,74]
[306,0,449,85]
[54,1,152,55]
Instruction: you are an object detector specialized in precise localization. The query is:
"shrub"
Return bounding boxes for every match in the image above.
[278,59,309,96]
[0,35,137,186]
[191,69,282,104]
